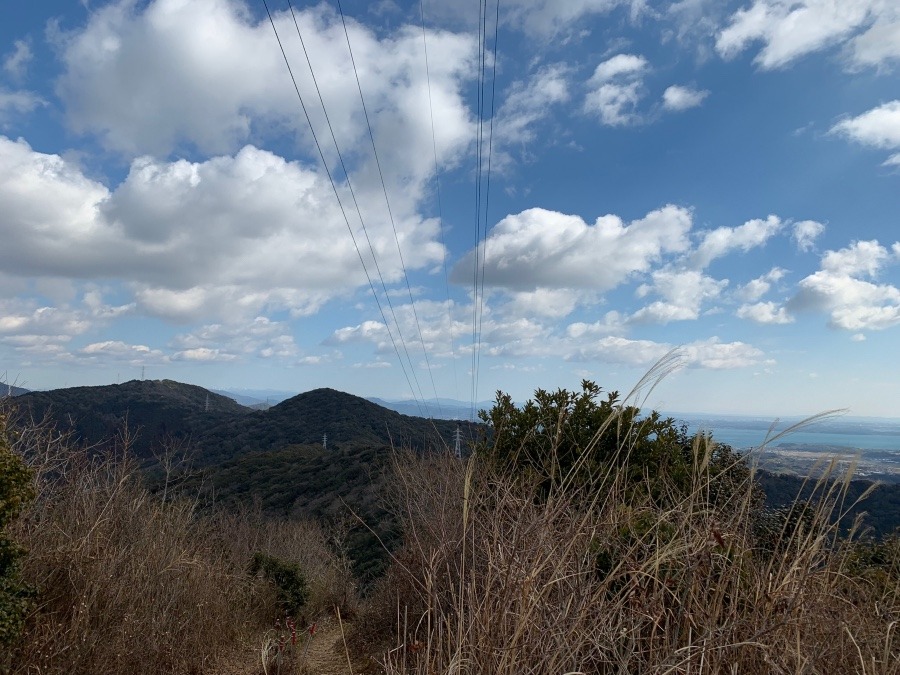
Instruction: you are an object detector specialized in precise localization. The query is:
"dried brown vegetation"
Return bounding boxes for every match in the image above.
[3,411,353,675]
[359,414,900,674]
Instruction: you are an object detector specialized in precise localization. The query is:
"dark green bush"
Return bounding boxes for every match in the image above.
[249,551,309,616]
[479,380,756,510]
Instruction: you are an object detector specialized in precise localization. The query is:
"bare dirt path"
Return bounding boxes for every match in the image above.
[215,616,363,675]
[300,617,354,675]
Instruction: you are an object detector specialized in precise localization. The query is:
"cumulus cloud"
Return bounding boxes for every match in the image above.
[679,337,766,369]
[453,204,691,292]
[330,295,767,373]
[716,0,899,71]
[831,101,900,165]
[505,288,582,319]
[0,137,444,322]
[690,215,782,268]
[584,54,648,126]
[736,301,793,324]
[170,317,298,360]
[327,320,390,346]
[567,335,765,369]
[631,268,727,323]
[80,340,167,365]
[495,64,571,162]
[171,347,237,363]
[793,220,825,251]
[736,267,787,302]
[54,0,477,189]
[790,240,900,330]
[566,312,627,339]
[662,85,709,111]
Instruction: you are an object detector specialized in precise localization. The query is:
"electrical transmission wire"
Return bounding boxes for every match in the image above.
[470,0,501,421]
[334,0,444,419]
[474,0,501,418]
[261,0,425,416]
[283,0,433,417]
[418,0,460,406]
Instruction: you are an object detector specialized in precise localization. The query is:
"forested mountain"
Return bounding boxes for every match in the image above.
[192,387,478,465]
[14,379,250,459]
[12,380,479,466]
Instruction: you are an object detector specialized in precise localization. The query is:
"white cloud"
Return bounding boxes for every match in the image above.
[0,89,43,123]
[0,138,444,322]
[716,1,898,70]
[851,332,866,341]
[821,239,893,276]
[690,215,782,268]
[0,305,90,337]
[792,220,825,251]
[843,9,900,69]
[3,39,33,79]
[453,204,691,291]
[327,320,390,346]
[680,337,766,369]
[501,0,643,38]
[584,54,648,126]
[55,0,477,191]
[662,85,709,111]
[172,347,237,363]
[353,359,392,369]
[565,335,671,365]
[170,317,298,360]
[831,101,900,165]
[495,64,571,161]
[505,288,582,318]
[630,268,727,323]
[736,301,794,324]
[736,267,787,302]
[80,340,167,365]
[566,311,627,339]
[791,240,900,330]
[566,335,765,369]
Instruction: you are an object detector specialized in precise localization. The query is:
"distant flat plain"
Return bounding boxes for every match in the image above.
[672,413,900,482]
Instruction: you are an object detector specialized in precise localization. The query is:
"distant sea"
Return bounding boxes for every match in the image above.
[669,413,900,453]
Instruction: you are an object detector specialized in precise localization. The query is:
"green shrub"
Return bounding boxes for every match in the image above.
[250,551,309,616]
[0,413,34,652]
[479,380,756,510]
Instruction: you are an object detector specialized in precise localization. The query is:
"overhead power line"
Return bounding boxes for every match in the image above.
[261,0,424,416]
[418,0,460,405]
[471,0,501,421]
[335,0,444,418]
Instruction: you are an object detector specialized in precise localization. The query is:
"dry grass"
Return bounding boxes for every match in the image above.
[4,411,355,675]
[360,437,899,674]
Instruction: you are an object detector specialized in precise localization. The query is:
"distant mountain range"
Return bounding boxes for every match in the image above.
[11,379,480,464]
[366,396,496,420]
[1,381,30,397]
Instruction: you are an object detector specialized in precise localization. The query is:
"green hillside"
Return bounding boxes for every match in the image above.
[15,379,250,460]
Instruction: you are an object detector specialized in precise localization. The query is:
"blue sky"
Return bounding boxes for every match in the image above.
[1,0,899,417]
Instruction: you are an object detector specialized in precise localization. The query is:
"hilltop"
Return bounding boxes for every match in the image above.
[14,379,250,460]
